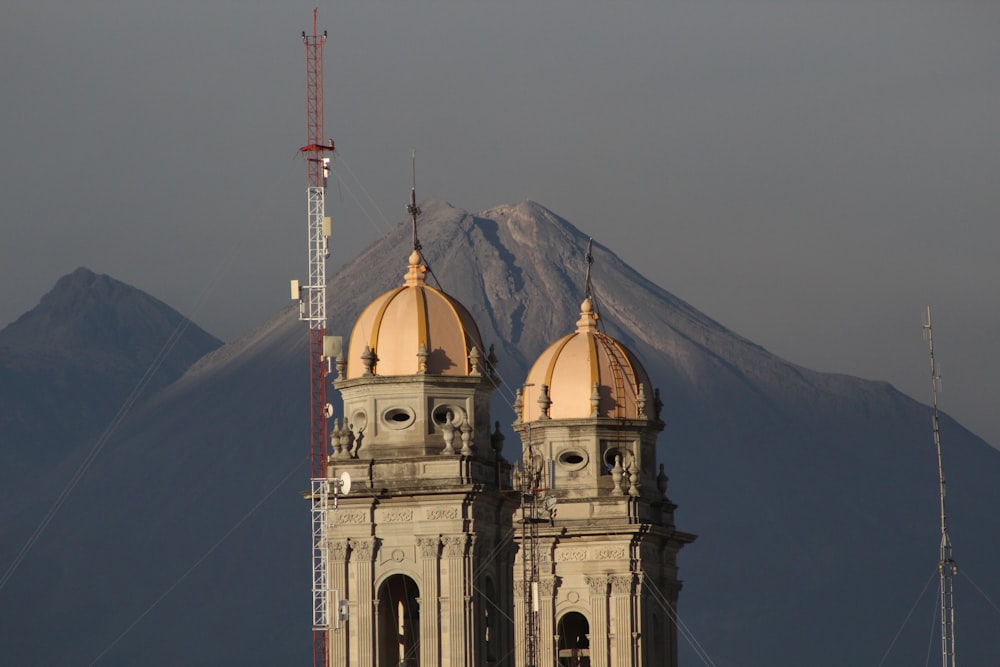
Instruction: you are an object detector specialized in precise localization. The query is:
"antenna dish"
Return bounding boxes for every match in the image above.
[542,496,558,512]
[339,471,352,496]
[324,403,334,418]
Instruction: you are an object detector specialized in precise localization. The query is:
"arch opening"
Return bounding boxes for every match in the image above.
[557,611,590,667]
[377,574,420,667]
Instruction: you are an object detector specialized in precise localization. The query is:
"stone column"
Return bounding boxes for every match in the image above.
[350,538,377,667]
[417,536,441,667]
[609,574,634,667]
[585,574,610,667]
[328,540,349,667]
[443,534,469,667]
[513,577,525,667]
[538,577,558,667]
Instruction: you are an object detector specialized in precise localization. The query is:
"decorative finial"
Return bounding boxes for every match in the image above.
[361,345,377,376]
[460,421,473,456]
[469,346,481,376]
[590,382,601,417]
[335,354,346,381]
[417,343,428,374]
[513,388,523,421]
[627,458,641,497]
[636,383,647,418]
[487,344,499,383]
[611,454,624,495]
[491,421,505,457]
[442,411,456,455]
[653,387,664,423]
[656,463,669,497]
[330,418,342,457]
[576,297,599,332]
[537,384,552,419]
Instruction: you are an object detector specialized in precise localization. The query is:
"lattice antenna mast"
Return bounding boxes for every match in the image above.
[520,420,540,667]
[295,9,335,667]
[924,306,957,667]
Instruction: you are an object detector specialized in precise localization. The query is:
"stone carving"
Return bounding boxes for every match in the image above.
[469,346,481,377]
[460,421,473,456]
[595,547,627,560]
[490,421,504,457]
[442,535,467,558]
[557,550,588,562]
[538,578,558,597]
[656,463,669,497]
[333,511,368,525]
[327,540,348,561]
[442,411,457,455]
[361,345,377,376]
[382,510,413,523]
[417,343,428,374]
[585,574,608,596]
[537,384,551,419]
[350,538,377,562]
[416,536,439,559]
[610,574,634,595]
[427,508,459,521]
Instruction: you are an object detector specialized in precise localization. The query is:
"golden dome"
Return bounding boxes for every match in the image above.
[345,250,485,378]
[520,297,651,421]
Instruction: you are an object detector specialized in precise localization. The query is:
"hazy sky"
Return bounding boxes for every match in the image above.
[2,1,998,445]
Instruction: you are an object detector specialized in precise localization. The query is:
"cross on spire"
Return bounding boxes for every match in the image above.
[408,149,422,252]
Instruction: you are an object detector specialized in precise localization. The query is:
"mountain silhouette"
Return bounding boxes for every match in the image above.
[0,268,221,492]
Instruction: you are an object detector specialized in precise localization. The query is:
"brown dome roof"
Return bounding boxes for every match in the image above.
[345,251,485,378]
[520,298,651,421]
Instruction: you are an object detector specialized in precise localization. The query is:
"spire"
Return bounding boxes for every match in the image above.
[584,237,595,301]
[408,148,422,253]
[403,151,428,287]
[581,238,605,333]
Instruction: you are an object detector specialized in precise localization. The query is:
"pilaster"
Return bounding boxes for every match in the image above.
[349,538,377,667]
[609,573,634,667]
[328,539,349,666]
[586,574,610,667]
[417,536,441,667]
[443,534,469,666]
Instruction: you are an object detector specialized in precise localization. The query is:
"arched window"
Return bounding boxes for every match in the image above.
[557,611,590,667]
[377,574,420,667]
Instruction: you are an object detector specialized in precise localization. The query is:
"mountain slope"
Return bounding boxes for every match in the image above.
[0,268,222,490]
[1,202,998,666]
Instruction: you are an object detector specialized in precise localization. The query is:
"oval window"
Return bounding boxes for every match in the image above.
[558,449,588,471]
[383,407,415,429]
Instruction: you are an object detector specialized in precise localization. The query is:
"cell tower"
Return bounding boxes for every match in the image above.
[923,306,957,667]
[292,9,334,667]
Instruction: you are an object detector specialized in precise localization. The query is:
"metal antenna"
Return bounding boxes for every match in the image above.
[924,306,957,667]
[408,148,422,252]
[584,238,595,300]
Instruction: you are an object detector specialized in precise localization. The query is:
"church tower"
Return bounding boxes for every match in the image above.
[323,249,514,667]
[512,295,696,667]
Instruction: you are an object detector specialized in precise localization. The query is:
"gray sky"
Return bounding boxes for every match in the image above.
[2,1,998,445]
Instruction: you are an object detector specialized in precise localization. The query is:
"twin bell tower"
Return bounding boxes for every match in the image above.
[316,220,694,667]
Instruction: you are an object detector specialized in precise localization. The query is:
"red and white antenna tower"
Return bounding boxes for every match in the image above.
[293,9,334,667]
